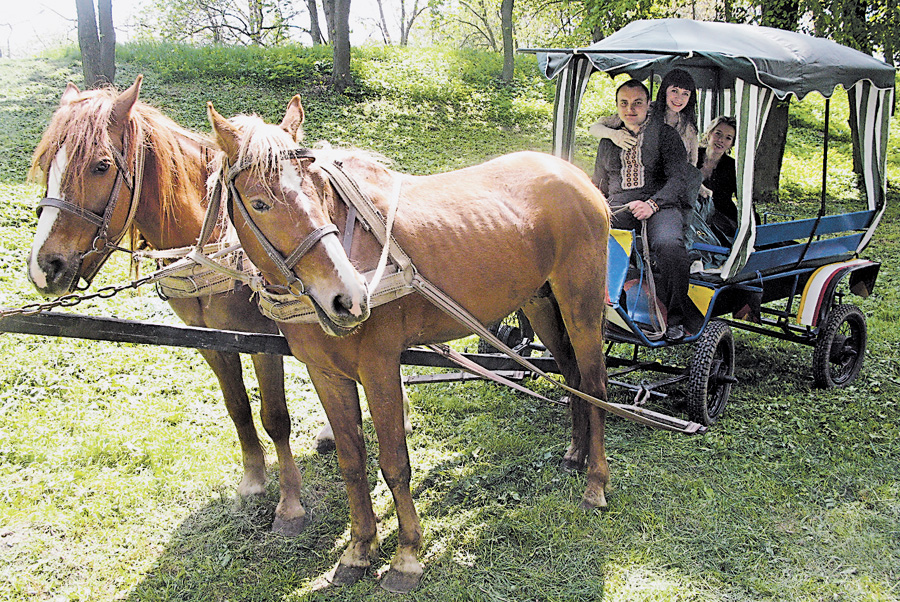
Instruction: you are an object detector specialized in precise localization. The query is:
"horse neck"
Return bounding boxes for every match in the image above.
[133,131,210,250]
[325,157,391,272]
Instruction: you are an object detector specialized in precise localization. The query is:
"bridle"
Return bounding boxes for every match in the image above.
[224,148,339,296]
[36,123,145,290]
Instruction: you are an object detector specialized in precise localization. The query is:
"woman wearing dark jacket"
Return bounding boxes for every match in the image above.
[697,116,738,242]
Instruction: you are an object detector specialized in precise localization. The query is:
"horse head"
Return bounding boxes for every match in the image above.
[208,98,371,337]
[27,75,145,296]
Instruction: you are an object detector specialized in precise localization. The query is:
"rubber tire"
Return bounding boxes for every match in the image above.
[477,310,534,356]
[687,319,735,426]
[812,304,867,389]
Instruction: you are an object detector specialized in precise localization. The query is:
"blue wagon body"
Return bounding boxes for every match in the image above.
[522,19,894,425]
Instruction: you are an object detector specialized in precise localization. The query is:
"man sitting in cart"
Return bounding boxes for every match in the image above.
[592,79,696,341]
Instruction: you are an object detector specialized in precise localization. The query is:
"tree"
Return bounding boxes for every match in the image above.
[500,0,514,82]
[76,0,116,87]
[752,0,800,205]
[138,0,297,46]
[307,0,325,44]
[322,0,352,92]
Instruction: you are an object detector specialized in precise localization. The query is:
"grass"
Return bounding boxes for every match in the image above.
[0,44,899,601]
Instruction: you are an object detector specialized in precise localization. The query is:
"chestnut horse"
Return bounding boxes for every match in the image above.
[208,98,611,592]
[24,76,314,534]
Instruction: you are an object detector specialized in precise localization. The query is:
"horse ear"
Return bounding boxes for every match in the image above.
[60,83,81,106]
[208,102,242,162]
[109,75,143,137]
[279,95,305,142]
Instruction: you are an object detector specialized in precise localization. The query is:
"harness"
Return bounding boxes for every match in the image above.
[219,149,704,435]
[37,124,146,290]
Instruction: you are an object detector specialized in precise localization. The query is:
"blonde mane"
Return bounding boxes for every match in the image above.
[30,86,212,239]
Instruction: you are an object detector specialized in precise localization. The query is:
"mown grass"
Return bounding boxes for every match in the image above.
[0,44,898,601]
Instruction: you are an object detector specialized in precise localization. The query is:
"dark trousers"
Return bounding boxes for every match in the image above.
[611,205,691,328]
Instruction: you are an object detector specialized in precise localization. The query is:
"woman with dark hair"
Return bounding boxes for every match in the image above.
[589,68,699,164]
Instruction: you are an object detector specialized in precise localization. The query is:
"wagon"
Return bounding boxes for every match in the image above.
[520,19,895,425]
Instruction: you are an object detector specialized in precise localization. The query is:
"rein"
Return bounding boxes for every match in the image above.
[36,123,146,289]
[221,149,703,434]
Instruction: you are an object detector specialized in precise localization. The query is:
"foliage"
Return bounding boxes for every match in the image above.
[1,45,899,601]
[134,0,301,46]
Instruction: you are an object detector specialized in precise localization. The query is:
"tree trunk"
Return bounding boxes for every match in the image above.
[753,0,799,205]
[500,0,514,83]
[97,0,116,84]
[330,0,352,92]
[322,0,335,44]
[838,0,871,183]
[76,0,104,87]
[376,0,392,44]
[753,99,790,205]
[308,0,324,44]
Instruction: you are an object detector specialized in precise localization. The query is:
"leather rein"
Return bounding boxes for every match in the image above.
[36,125,146,290]
[220,148,704,435]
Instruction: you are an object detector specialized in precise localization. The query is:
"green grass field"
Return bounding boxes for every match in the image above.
[0,45,898,601]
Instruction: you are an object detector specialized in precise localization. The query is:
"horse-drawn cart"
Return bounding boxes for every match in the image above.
[522,19,895,425]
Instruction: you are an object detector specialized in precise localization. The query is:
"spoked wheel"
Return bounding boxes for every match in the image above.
[477,310,535,356]
[687,320,735,426]
[812,304,867,389]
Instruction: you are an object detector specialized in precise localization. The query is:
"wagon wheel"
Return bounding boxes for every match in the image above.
[477,310,535,356]
[812,304,867,389]
[687,320,735,426]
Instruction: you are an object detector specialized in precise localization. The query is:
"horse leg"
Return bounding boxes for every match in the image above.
[315,384,411,454]
[196,348,267,497]
[546,275,610,510]
[251,353,306,536]
[307,367,379,586]
[359,361,423,593]
[522,294,589,472]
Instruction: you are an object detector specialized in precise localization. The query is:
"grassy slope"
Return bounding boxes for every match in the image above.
[0,46,898,602]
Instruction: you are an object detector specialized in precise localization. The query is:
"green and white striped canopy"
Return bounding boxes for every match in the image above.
[528,19,895,280]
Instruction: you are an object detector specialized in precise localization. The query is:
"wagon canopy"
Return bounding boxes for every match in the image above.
[526,19,895,280]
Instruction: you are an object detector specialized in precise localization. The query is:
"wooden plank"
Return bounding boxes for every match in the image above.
[0,311,563,373]
[0,311,292,355]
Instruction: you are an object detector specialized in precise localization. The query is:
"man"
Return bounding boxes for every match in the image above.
[592,79,694,340]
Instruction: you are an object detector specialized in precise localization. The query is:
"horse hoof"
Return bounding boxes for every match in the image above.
[330,564,368,587]
[580,492,608,511]
[316,438,336,454]
[380,568,423,594]
[272,514,306,537]
[560,457,585,473]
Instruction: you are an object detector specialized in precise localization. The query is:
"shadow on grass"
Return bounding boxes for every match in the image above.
[120,455,365,601]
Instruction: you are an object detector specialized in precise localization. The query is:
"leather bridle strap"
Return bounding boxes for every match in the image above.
[226,149,339,296]
[35,126,145,287]
[37,197,104,227]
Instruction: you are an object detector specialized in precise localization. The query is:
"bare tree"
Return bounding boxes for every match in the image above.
[375,0,393,44]
[76,0,116,87]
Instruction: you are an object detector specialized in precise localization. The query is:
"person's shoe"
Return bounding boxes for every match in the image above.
[665,324,684,341]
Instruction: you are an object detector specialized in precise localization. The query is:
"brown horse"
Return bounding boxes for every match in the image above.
[25,76,313,535]
[208,98,612,592]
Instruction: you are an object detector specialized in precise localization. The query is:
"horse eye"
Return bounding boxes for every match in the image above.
[250,199,271,212]
[92,159,111,174]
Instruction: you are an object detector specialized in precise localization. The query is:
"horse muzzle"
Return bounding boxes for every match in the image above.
[27,250,81,297]
[308,283,371,337]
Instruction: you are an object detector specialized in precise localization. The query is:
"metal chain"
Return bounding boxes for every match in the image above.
[0,272,159,318]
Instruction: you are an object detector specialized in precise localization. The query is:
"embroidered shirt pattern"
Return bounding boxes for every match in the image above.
[619,129,646,190]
